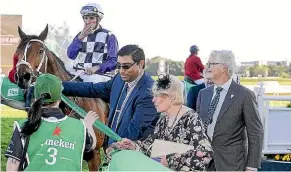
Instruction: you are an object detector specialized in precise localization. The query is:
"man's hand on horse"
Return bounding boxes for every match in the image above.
[78,23,94,40]
[84,111,99,126]
[85,66,100,75]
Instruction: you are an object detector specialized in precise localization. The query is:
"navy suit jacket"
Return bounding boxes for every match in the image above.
[62,72,158,145]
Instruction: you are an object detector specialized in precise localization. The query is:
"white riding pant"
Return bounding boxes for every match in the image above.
[194,78,205,85]
[66,67,111,83]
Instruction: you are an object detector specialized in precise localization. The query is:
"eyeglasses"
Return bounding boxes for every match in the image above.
[206,62,223,68]
[116,62,136,70]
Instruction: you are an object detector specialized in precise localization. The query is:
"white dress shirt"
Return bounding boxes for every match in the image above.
[207,78,233,140]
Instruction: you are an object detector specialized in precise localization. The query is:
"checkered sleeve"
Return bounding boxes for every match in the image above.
[67,32,83,60]
[98,33,118,74]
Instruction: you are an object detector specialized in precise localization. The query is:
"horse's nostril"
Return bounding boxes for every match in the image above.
[23,73,31,80]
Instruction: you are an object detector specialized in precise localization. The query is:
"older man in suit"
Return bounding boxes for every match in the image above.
[62,44,158,147]
[197,50,264,171]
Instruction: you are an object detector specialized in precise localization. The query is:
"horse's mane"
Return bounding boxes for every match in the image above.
[48,50,82,81]
[50,51,70,75]
[17,35,40,52]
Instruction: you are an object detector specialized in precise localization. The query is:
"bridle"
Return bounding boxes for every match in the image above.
[16,39,48,78]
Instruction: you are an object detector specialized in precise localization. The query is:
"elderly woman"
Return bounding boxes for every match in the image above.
[106,74,213,171]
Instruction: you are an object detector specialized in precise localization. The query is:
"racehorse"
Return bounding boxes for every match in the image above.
[13,24,109,171]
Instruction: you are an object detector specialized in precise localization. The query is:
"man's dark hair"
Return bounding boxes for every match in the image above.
[118,44,145,68]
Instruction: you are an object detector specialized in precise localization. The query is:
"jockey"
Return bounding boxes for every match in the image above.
[184,45,205,85]
[66,3,118,83]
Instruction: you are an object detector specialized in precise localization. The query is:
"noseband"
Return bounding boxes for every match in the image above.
[16,39,48,78]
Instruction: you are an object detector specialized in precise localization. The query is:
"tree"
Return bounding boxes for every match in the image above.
[145,56,163,76]
[168,60,184,76]
[237,66,249,77]
[248,65,269,77]
[268,65,287,77]
[280,72,289,78]
[45,22,73,64]
[145,56,185,76]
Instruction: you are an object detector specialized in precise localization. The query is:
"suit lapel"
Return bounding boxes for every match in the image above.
[115,73,146,127]
[216,81,241,123]
[201,87,213,122]
[205,86,214,109]
[109,77,126,124]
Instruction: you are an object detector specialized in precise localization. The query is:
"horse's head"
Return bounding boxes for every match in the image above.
[15,25,49,89]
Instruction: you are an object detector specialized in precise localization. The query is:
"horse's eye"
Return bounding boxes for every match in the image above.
[39,50,44,54]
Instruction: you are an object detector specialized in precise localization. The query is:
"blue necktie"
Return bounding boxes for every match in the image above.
[205,87,223,126]
[108,83,128,145]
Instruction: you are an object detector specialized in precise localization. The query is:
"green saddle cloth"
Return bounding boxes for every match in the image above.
[184,80,196,95]
[107,150,171,171]
[0,76,25,101]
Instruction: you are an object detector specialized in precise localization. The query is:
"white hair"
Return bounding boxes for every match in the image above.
[152,75,184,105]
[209,50,236,76]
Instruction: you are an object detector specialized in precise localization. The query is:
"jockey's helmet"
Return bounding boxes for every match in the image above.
[80,3,104,19]
[190,45,199,53]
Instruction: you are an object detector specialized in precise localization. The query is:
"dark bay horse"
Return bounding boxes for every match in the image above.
[14,24,109,171]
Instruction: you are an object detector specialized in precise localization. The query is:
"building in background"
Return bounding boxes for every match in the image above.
[1,14,22,75]
[241,60,291,67]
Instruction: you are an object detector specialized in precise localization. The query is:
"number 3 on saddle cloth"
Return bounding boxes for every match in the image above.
[0,76,34,111]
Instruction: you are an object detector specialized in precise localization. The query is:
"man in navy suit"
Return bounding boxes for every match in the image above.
[62,45,158,146]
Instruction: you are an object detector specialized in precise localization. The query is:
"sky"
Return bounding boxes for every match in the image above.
[1,0,291,64]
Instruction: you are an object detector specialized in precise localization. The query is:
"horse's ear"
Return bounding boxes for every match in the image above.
[39,24,48,41]
[18,26,27,40]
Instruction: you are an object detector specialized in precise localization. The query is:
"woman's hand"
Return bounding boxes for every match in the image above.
[84,111,99,126]
[116,138,136,150]
[105,138,136,161]
[159,155,169,167]
[106,143,123,160]
[83,111,99,150]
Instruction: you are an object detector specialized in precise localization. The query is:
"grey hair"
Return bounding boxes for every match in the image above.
[152,75,184,105]
[209,50,236,76]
